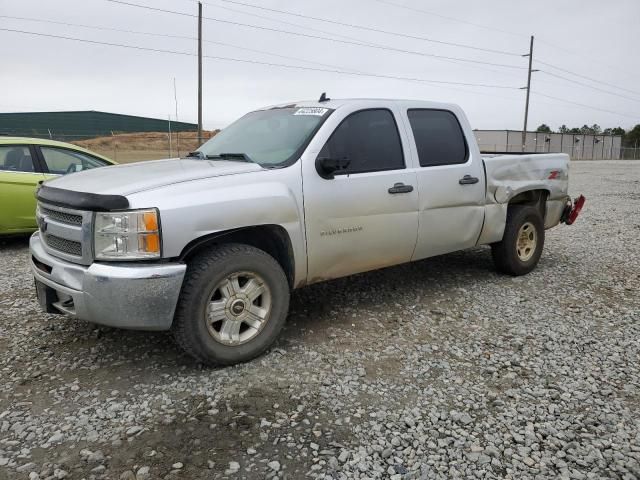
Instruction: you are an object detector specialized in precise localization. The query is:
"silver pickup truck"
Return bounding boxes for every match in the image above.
[30,98,585,365]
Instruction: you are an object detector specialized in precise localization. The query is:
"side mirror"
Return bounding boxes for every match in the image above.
[316,156,350,179]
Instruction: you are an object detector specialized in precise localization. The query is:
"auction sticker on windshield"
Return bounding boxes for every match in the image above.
[294,107,328,116]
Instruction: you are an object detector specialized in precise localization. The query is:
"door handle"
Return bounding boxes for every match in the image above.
[388,182,414,194]
[459,175,479,185]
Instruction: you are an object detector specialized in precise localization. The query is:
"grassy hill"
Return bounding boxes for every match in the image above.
[72,130,219,163]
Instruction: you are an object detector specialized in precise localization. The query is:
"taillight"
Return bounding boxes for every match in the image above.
[566,195,586,225]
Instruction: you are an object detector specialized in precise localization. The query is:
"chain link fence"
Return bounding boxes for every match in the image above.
[620,147,640,160]
[6,131,218,163]
[5,129,639,162]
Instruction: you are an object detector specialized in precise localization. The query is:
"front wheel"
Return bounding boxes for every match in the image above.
[172,243,290,365]
[491,205,545,276]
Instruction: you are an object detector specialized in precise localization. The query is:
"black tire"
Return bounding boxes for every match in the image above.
[491,205,545,276]
[172,243,290,365]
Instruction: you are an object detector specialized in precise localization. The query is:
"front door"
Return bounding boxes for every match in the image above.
[0,145,45,233]
[302,108,419,283]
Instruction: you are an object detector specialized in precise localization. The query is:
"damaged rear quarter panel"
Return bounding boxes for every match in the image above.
[478,153,570,244]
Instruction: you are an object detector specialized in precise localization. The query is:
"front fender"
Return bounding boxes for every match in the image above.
[126,168,306,282]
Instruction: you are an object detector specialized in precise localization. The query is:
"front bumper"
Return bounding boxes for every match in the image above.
[30,233,186,330]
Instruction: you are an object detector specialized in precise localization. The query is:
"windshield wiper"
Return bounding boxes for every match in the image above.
[185,151,204,159]
[205,153,255,163]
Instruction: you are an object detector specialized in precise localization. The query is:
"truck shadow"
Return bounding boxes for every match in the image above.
[282,246,494,345]
[21,246,498,376]
[0,233,32,248]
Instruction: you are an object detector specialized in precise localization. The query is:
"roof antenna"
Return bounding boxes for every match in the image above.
[318,92,330,102]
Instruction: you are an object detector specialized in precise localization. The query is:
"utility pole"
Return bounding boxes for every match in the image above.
[173,77,180,156]
[168,114,172,158]
[520,36,538,152]
[197,1,203,145]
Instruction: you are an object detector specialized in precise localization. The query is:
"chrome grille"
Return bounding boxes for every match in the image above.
[37,202,93,265]
[40,207,82,226]
[44,234,82,257]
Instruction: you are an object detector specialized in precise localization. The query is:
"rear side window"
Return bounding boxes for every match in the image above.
[408,109,468,167]
[319,109,404,174]
[0,146,36,173]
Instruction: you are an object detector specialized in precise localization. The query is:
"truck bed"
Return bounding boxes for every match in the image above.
[482,152,570,204]
[475,153,571,245]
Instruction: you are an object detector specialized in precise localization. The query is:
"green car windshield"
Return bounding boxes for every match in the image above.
[196,107,332,167]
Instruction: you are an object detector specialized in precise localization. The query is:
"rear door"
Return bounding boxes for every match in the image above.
[402,108,486,260]
[0,145,45,233]
[302,106,419,282]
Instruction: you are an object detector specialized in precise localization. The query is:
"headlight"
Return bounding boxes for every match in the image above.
[94,209,161,260]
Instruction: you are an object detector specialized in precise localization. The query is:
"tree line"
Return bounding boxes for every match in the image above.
[535,123,640,147]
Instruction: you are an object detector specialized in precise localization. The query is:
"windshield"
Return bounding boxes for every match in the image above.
[196,107,332,166]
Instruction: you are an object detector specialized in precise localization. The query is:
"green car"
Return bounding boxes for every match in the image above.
[0,137,116,235]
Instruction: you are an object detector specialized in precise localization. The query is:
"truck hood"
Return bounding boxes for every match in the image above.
[45,158,263,196]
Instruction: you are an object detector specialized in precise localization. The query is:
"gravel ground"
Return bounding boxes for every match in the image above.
[1,160,639,480]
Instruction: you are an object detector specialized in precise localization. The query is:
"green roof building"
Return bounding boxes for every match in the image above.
[0,111,197,139]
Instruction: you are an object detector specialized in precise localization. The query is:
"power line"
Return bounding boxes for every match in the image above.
[538,70,640,104]
[374,0,640,88]
[0,15,366,73]
[199,0,524,83]
[0,28,521,90]
[0,18,526,110]
[102,0,526,71]
[536,38,640,83]
[536,59,640,97]
[4,28,633,124]
[0,15,195,40]
[200,0,522,56]
[180,0,523,81]
[371,0,526,39]
[1,27,197,56]
[211,7,367,47]
[532,91,638,120]
[176,0,383,49]
[7,8,633,124]
[204,2,527,80]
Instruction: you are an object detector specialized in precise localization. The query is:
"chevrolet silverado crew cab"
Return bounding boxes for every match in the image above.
[30,97,584,365]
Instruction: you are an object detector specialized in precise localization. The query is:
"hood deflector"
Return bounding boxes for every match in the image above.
[36,185,129,211]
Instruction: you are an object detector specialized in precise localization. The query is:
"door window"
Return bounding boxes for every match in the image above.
[40,147,109,175]
[319,109,404,174]
[0,146,36,173]
[407,109,468,167]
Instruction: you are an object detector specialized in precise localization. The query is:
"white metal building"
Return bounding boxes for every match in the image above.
[474,130,623,159]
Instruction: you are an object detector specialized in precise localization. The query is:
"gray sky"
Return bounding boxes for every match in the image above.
[1,0,639,130]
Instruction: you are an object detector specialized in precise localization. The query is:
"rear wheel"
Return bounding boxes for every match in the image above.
[172,243,290,365]
[491,205,545,276]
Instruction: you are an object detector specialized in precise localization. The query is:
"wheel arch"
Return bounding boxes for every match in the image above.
[507,188,549,218]
[478,188,550,246]
[179,225,296,289]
